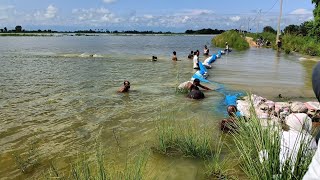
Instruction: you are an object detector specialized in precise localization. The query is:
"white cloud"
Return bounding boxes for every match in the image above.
[143,15,153,19]
[44,5,58,19]
[103,0,117,3]
[176,9,214,16]
[230,16,241,22]
[0,5,14,10]
[72,7,122,25]
[290,8,312,15]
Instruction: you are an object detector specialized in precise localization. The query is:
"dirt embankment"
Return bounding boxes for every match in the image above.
[245,37,257,47]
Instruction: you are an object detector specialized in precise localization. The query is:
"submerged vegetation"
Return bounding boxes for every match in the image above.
[43,147,149,179]
[212,30,250,51]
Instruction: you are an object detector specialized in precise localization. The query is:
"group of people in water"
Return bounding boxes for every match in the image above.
[116,44,320,178]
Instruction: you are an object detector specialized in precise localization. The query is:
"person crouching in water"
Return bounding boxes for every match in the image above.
[186,78,211,99]
[188,51,194,59]
[220,105,239,133]
[118,80,130,93]
[203,45,209,56]
[188,87,205,99]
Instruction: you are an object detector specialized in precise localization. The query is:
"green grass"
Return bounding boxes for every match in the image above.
[44,148,149,180]
[205,138,238,180]
[247,32,320,56]
[282,34,320,56]
[155,111,214,159]
[232,106,315,180]
[212,30,249,51]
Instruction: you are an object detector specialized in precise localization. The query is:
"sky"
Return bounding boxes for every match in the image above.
[0,0,315,32]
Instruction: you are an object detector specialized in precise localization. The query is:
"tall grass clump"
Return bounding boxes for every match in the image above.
[155,111,214,159]
[282,34,320,56]
[205,138,238,180]
[44,148,149,180]
[232,109,315,180]
[212,30,249,51]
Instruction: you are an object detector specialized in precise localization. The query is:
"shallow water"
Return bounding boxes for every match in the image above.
[0,35,319,179]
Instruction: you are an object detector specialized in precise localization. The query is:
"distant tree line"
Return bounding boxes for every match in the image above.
[0,25,58,33]
[0,26,173,34]
[185,28,225,34]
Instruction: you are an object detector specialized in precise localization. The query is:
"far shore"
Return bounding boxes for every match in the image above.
[0,32,218,37]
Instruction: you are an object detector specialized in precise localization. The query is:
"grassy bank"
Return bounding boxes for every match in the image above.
[212,30,249,51]
[282,34,320,56]
[247,32,320,56]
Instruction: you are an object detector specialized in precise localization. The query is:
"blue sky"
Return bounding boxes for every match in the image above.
[0,0,315,32]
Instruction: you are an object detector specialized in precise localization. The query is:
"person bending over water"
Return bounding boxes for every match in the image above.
[118,80,130,93]
[178,78,212,92]
[220,105,241,133]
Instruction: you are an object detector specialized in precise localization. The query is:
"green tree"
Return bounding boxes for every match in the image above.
[312,0,320,40]
[263,26,276,34]
[299,21,313,36]
[284,24,300,35]
[15,25,22,32]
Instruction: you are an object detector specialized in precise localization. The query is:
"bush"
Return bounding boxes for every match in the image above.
[212,30,249,51]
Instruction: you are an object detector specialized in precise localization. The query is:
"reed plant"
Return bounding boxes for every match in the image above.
[155,111,214,159]
[212,30,249,51]
[43,147,149,180]
[232,109,315,180]
[205,137,238,180]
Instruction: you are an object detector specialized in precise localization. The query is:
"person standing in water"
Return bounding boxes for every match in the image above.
[188,51,194,59]
[203,45,209,56]
[193,50,200,69]
[172,51,178,61]
[225,42,229,52]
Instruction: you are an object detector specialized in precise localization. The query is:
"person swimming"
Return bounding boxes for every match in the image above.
[118,80,130,93]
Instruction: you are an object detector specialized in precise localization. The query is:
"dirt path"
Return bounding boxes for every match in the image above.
[245,37,257,48]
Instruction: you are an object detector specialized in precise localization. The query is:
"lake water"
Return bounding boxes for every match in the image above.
[0,35,319,179]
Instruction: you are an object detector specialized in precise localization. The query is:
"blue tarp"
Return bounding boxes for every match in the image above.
[208,55,217,64]
[192,72,210,83]
[199,62,207,75]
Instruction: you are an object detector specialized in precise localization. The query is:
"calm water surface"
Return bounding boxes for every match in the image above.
[0,35,319,179]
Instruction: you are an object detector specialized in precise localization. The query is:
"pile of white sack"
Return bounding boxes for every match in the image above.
[236,94,320,126]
